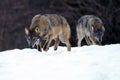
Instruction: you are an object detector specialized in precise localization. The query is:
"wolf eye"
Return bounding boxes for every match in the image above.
[35,27,40,33]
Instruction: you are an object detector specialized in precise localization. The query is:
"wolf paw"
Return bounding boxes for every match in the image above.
[43,48,49,52]
[54,47,58,51]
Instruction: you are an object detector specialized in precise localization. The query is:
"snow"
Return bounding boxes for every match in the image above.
[0,44,120,80]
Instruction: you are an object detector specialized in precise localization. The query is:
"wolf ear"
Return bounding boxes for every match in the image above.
[35,27,40,33]
[25,27,29,35]
[89,18,94,30]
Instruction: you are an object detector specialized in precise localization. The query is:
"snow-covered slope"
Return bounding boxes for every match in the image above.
[0,44,120,80]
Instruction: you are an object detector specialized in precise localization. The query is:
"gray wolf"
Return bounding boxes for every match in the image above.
[76,15,105,47]
[25,14,71,51]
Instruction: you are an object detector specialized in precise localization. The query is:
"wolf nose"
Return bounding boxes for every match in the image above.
[29,46,33,49]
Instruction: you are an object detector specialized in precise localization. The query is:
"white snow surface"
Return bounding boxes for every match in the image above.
[0,44,120,80]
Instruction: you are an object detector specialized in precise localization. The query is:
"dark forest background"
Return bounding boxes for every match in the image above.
[0,0,120,51]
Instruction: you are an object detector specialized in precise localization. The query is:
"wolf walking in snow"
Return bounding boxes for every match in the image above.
[76,15,105,47]
[25,14,71,52]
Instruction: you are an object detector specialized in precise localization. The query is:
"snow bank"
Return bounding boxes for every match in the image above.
[0,44,120,80]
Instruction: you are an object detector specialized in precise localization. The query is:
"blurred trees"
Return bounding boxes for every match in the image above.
[0,0,120,51]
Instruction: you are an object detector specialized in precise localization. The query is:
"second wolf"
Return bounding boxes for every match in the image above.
[76,15,105,47]
[25,14,71,51]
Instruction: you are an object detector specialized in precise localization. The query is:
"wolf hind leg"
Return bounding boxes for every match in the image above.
[77,39,81,47]
[66,39,71,51]
[61,28,71,51]
[77,33,84,47]
[61,38,71,51]
[54,38,60,51]
[60,37,71,51]
[76,23,84,47]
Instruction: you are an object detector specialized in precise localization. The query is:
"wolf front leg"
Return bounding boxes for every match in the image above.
[88,36,96,45]
[43,35,53,52]
[42,40,48,51]
[37,42,42,52]
[85,36,92,45]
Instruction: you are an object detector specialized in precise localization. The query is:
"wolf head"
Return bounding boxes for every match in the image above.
[92,22,105,45]
[25,28,41,49]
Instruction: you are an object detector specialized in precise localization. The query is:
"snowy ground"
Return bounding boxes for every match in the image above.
[0,44,120,80]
